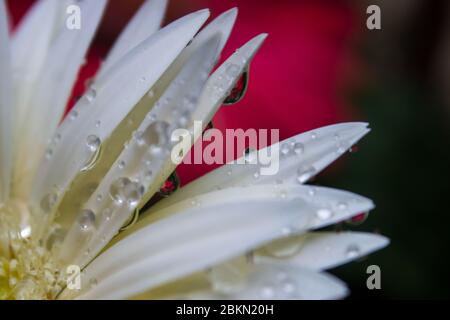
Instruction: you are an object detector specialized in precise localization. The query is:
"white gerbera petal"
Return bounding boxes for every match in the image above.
[254,232,390,270]
[60,184,371,299]
[10,0,59,178]
[181,266,348,300]
[147,122,370,212]
[13,0,107,200]
[28,9,210,238]
[58,34,221,266]
[38,8,238,252]
[0,0,12,202]
[97,0,168,78]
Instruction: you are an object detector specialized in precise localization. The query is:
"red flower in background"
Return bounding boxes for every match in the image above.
[7,0,360,184]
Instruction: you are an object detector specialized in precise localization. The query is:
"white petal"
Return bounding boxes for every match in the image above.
[29,9,210,238]
[254,232,389,270]
[60,184,371,299]
[58,34,221,266]
[185,266,348,300]
[0,0,12,202]
[42,9,238,252]
[149,122,370,212]
[10,0,60,197]
[97,0,168,78]
[14,0,107,198]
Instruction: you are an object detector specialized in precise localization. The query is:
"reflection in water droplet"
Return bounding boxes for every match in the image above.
[78,209,96,231]
[223,66,249,105]
[280,143,291,156]
[244,148,257,164]
[159,172,180,197]
[346,212,369,225]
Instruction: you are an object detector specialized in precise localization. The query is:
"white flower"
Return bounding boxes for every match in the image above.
[0,0,388,300]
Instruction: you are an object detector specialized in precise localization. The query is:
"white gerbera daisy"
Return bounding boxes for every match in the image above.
[0,0,388,300]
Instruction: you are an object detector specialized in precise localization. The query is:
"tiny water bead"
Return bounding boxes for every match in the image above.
[85,88,96,102]
[78,209,96,231]
[292,142,304,155]
[244,148,257,164]
[345,244,361,258]
[280,143,291,156]
[45,148,53,159]
[109,177,145,207]
[118,160,126,169]
[86,135,101,152]
[69,110,78,120]
[102,208,113,222]
[296,166,316,184]
[316,208,333,220]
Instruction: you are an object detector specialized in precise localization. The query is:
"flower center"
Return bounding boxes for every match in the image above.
[0,201,64,300]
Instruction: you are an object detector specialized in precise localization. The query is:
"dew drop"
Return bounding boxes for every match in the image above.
[280,143,291,156]
[346,244,361,258]
[85,88,96,102]
[95,120,101,128]
[109,177,145,207]
[102,208,113,222]
[244,148,257,164]
[118,160,125,169]
[78,209,96,231]
[45,148,53,159]
[293,142,304,155]
[69,110,78,121]
[86,135,101,152]
[296,166,316,184]
[223,66,249,105]
[316,208,333,220]
[159,172,180,197]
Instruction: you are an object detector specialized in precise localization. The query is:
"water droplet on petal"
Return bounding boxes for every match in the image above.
[310,132,317,139]
[346,244,361,258]
[244,148,257,164]
[86,135,101,152]
[293,142,304,155]
[159,172,180,197]
[346,212,369,225]
[223,66,249,105]
[85,88,96,102]
[78,209,96,231]
[296,166,316,183]
[316,208,333,220]
[109,177,145,207]
[280,143,291,156]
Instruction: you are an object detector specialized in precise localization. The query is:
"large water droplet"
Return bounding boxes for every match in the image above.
[346,244,361,258]
[109,177,145,207]
[223,66,249,105]
[86,135,101,152]
[207,263,247,295]
[78,209,96,231]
